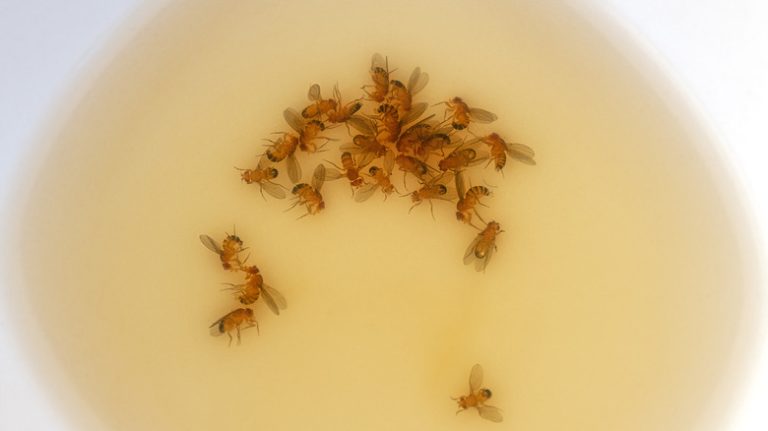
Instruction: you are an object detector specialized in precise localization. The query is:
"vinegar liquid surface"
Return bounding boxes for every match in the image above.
[12,1,759,430]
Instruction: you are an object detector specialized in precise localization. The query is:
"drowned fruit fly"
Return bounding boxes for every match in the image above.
[326,84,363,124]
[463,221,502,272]
[442,97,498,130]
[455,171,492,229]
[325,151,366,190]
[199,232,247,271]
[224,265,288,316]
[363,53,390,103]
[355,153,397,202]
[287,164,327,218]
[388,66,429,119]
[452,364,503,423]
[236,158,286,200]
[301,83,338,119]
[408,173,456,219]
[263,132,302,183]
[209,308,258,346]
[479,132,536,172]
[284,108,331,153]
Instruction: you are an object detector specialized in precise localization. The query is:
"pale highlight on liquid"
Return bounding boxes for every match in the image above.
[15,1,756,430]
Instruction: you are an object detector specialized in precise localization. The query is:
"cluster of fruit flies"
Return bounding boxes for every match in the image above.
[217,54,535,422]
[199,231,286,345]
[237,53,536,272]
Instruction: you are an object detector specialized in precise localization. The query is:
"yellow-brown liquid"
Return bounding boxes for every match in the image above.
[11,1,760,430]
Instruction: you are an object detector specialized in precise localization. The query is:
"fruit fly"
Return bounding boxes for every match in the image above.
[199,232,247,271]
[363,53,390,103]
[442,97,498,130]
[341,133,388,168]
[326,151,365,190]
[264,132,302,183]
[236,158,286,200]
[326,84,363,124]
[287,163,326,218]
[438,146,482,172]
[225,265,287,315]
[480,132,536,172]
[452,364,503,423]
[389,66,429,119]
[301,83,338,119]
[355,151,396,202]
[396,115,448,159]
[395,154,430,186]
[419,132,452,158]
[284,108,330,153]
[376,103,401,144]
[408,173,456,219]
[209,308,258,346]
[396,122,433,156]
[455,171,492,229]
[464,221,502,272]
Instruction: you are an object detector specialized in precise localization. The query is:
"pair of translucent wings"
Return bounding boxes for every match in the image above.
[290,163,326,191]
[249,159,286,199]
[463,229,495,272]
[467,364,503,423]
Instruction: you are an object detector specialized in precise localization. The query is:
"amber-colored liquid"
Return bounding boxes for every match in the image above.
[11,1,759,430]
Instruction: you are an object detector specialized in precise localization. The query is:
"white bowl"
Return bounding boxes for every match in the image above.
[2,1,762,430]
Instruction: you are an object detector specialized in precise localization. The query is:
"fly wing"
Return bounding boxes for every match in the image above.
[199,234,222,254]
[347,116,378,136]
[383,149,395,173]
[312,163,326,191]
[475,241,494,273]
[261,181,287,200]
[507,142,536,165]
[469,363,483,392]
[283,108,305,133]
[354,183,379,202]
[464,235,482,265]
[339,142,359,153]
[407,67,429,94]
[401,102,428,125]
[371,52,386,70]
[286,153,302,184]
[307,83,321,101]
[478,405,503,423]
[356,150,378,168]
[260,287,280,316]
[263,284,287,310]
[455,170,467,198]
[468,107,498,124]
[324,167,344,180]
